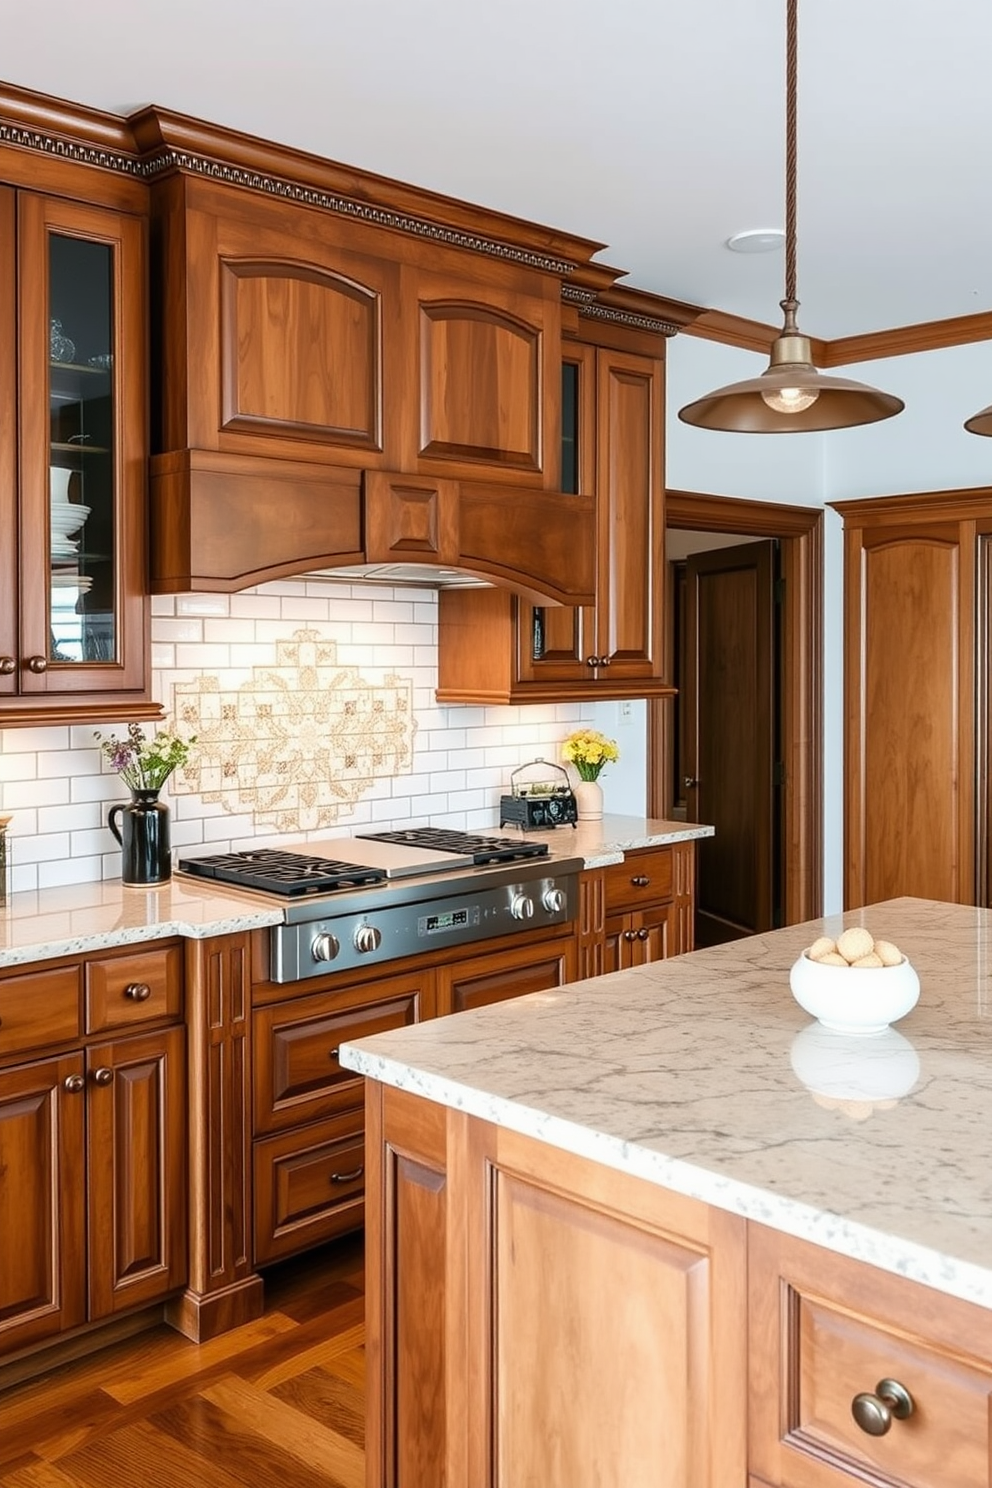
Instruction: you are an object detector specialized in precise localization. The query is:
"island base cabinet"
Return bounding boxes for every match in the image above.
[366,1083,748,1488]
[749,1224,992,1488]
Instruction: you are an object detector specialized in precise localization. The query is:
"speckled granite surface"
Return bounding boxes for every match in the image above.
[0,817,710,966]
[341,897,992,1311]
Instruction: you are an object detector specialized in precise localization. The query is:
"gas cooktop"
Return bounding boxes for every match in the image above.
[177,849,388,897]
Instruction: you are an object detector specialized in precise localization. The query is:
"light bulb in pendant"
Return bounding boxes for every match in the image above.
[760,385,820,415]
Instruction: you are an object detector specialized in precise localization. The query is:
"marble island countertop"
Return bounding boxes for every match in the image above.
[340,896,992,1312]
[0,816,709,967]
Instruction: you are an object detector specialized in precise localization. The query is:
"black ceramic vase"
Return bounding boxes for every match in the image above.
[108,789,172,885]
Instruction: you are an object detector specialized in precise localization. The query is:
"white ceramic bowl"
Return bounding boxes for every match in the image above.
[789,951,920,1035]
[50,503,90,536]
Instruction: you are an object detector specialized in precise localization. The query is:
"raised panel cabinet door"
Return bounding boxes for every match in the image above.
[17,192,149,705]
[627,901,677,966]
[436,934,576,1017]
[603,910,629,973]
[0,1053,87,1355]
[844,523,972,907]
[458,1119,748,1488]
[594,348,665,682]
[86,1025,187,1318]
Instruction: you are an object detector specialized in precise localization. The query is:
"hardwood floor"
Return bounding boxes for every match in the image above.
[0,1235,366,1488]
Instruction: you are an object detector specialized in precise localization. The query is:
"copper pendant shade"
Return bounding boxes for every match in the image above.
[964,403,992,436]
[678,0,904,434]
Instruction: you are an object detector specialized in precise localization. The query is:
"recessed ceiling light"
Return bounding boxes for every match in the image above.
[726,228,785,254]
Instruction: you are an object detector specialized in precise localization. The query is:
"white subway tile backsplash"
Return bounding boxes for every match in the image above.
[3,576,607,888]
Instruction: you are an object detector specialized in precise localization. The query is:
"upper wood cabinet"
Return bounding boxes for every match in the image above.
[148,174,593,599]
[0,184,156,725]
[437,341,670,701]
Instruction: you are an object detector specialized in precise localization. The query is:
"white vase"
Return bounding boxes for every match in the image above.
[574,778,603,821]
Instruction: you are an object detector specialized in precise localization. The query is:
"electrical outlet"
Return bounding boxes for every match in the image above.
[619,700,632,721]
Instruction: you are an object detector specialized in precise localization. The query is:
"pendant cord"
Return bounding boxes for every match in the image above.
[784,0,798,306]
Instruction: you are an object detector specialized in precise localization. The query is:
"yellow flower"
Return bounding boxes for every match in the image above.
[560,729,620,781]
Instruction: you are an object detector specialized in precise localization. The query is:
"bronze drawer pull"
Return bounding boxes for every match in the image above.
[92,1067,114,1087]
[631,875,651,887]
[637,928,650,940]
[124,982,152,1001]
[329,1046,340,1060]
[330,1165,364,1184]
[851,1378,914,1436]
[63,1073,85,1093]
[623,929,636,941]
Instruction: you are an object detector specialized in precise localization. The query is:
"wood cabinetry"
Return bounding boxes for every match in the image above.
[0,944,186,1359]
[576,842,696,977]
[437,340,669,702]
[435,931,576,1015]
[832,490,985,908]
[749,1224,992,1488]
[148,174,594,603]
[365,1084,749,1488]
[0,180,155,725]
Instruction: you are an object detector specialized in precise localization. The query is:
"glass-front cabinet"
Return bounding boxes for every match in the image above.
[0,191,151,718]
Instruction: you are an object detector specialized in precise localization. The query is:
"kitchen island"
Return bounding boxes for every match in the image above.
[341,897,992,1488]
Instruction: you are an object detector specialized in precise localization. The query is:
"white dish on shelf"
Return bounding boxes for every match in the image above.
[51,538,79,559]
[789,951,920,1035]
[50,466,73,504]
[51,571,93,591]
[50,503,90,536]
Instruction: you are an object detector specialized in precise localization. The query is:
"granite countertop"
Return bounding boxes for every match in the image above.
[340,897,992,1312]
[0,817,710,968]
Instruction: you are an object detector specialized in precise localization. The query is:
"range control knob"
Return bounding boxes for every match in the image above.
[354,922,382,954]
[510,892,535,921]
[542,886,565,914]
[312,932,341,963]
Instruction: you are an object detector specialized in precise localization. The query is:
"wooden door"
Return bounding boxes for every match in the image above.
[86,1026,187,1318]
[685,540,777,944]
[0,1053,87,1353]
[844,521,973,908]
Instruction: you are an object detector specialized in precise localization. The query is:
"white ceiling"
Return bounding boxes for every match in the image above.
[6,0,992,340]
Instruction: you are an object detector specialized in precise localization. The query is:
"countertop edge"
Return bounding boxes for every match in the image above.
[0,907,286,967]
[339,1042,992,1314]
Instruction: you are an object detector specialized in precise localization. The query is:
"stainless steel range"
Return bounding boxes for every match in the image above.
[178,828,582,983]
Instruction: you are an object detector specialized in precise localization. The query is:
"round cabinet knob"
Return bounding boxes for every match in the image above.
[63,1073,85,1094]
[123,982,152,1001]
[0,656,15,675]
[598,655,611,667]
[637,927,650,940]
[510,893,535,921]
[26,655,48,674]
[624,929,637,942]
[312,932,341,963]
[684,776,699,790]
[92,1067,115,1087]
[354,923,382,954]
[851,1378,915,1437]
[585,656,601,668]
[542,886,565,914]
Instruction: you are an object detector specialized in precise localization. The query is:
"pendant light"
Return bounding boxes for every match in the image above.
[964,403,992,436]
[678,0,904,433]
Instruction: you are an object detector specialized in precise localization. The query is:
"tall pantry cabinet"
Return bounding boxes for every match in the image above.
[833,489,992,909]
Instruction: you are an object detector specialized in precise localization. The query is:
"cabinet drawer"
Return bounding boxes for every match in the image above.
[253,972,427,1135]
[749,1225,992,1488]
[254,1115,365,1265]
[0,965,81,1057]
[85,944,183,1033]
[603,848,673,913]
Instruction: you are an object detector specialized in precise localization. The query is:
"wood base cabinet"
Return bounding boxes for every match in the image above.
[577,843,696,978]
[365,1085,748,1488]
[0,945,186,1360]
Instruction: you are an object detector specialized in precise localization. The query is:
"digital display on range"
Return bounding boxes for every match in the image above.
[419,906,480,936]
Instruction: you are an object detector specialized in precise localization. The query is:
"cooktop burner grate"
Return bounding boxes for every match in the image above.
[178,849,388,897]
[357,827,550,866]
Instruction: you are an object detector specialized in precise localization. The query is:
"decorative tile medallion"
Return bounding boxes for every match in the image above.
[171,629,415,832]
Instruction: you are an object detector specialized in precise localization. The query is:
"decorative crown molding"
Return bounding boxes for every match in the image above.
[577,301,681,337]
[0,119,139,177]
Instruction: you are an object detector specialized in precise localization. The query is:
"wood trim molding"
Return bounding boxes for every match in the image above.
[829,485,992,526]
[821,310,992,367]
[655,490,823,923]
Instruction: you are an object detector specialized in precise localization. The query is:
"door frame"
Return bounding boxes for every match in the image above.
[650,490,823,925]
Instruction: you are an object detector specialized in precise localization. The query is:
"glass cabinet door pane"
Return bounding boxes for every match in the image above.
[48,234,116,665]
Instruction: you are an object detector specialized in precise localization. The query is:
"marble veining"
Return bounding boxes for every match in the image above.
[340,897,992,1311]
